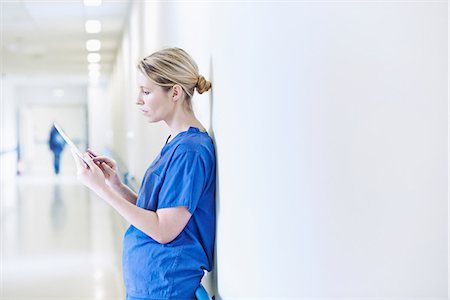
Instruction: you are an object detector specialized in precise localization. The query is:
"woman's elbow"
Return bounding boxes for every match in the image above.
[152,228,174,244]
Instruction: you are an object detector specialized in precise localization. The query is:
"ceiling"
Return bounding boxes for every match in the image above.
[1,0,131,84]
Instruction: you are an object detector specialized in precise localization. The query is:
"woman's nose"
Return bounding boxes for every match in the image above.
[136,97,144,105]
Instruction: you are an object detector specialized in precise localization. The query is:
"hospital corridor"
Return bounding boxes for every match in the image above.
[1,0,449,299]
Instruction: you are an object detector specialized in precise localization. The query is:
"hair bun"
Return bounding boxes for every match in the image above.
[196,74,212,94]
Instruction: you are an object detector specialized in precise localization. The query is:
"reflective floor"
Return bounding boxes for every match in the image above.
[2,173,127,299]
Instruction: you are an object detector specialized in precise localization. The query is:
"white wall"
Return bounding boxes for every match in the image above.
[87,85,109,153]
[211,1,447,298]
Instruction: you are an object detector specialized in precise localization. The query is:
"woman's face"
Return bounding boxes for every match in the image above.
[136,71,174,123]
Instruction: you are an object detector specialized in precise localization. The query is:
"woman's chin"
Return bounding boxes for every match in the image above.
[146,117,158,123]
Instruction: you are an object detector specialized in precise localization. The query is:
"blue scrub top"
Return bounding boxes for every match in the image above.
[123,126,216,300]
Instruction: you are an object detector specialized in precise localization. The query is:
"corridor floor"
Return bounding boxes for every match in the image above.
[1,174,127,299]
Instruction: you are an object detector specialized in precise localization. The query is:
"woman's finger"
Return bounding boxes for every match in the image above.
[92,155,112,162]
[93,156,116,169]
[96,161,107,173]
[102,162,116,174]
[93,160,114,170]
[97,162,111,176]
[83,153,97,170]
[86,148,100,157]
[91,155,103,167]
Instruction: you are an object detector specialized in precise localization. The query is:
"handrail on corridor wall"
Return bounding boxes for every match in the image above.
[0,147,18,156]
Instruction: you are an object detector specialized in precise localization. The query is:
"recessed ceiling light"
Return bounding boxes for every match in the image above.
[85,20,101,34]
[84,0,102,6]
[87,53,101,63]
[86,39,101,52]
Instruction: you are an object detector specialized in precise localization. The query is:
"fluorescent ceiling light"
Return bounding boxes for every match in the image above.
[85,20,101,33]
[88,63,101,72]
[84,0,102,6]
[87,53,101,63]
[86,39,101,52]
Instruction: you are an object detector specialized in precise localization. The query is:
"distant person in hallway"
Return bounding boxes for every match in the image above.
[49,124,66,175]
[71,47,215,300]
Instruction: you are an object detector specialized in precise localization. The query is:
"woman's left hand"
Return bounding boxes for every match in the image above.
[70,149,108,193]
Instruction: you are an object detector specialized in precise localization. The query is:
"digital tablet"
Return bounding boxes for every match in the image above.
[53,122,90,166]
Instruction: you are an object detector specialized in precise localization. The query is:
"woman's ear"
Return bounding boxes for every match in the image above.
[171,85,184,102]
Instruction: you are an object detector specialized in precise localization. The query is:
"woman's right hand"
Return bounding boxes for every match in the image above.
[86,148,123,189]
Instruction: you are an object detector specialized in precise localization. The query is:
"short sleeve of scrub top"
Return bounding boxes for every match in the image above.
[158,150,205,214]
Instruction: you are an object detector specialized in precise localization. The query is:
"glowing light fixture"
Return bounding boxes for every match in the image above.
[85,20,101,33]
[86,39,101,52]
[87,53,101,63]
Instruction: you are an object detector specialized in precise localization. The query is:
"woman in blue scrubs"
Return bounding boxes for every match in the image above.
[71,47,215,300]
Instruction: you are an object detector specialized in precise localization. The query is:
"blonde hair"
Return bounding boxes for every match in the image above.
[137,47,212,112]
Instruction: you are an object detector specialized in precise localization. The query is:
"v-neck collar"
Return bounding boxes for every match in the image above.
[164,126,205,146]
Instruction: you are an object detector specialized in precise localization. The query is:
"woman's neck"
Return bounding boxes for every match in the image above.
[165,111,205,142]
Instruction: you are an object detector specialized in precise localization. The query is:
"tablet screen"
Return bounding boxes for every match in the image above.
[53,122,89,166]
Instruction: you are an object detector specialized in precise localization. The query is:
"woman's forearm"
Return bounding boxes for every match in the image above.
[112,183,138,205]
[96,185,164,243]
